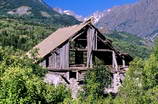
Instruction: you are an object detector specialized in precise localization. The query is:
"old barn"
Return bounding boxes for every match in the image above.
[28,18,132,95]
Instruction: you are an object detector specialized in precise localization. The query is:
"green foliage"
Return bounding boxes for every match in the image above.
[83,66,112,97]
[144,86,158,104]
[113,41,158,104]
[114,58,145,104]
[0,46,46,77]
[112,41,150,58]
[73,66,113,104]
[0,47,70,104]
[153,39,158,59]
[143,55,158,89]
[0,18,56,51]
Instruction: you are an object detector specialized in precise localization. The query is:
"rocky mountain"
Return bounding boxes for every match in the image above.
[52,7,108,23]
[90,10,111,24]
[96,0,158,40]
[0,0,80,25]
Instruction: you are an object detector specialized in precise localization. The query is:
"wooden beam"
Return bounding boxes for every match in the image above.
[97,36,112,47]
[48,67,89,71]
[97,36,119,55]
[70,48,87,52]
[76,39,87,41]
[70,31,85,42]
[70,49,113,52]
[94,49,113,52]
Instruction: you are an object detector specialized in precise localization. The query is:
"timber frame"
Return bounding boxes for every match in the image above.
[28,18,133,81]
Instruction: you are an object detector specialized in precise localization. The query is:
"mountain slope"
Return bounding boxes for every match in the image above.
[105,31,152,58]
[97,0,158,40]
[0,0,80,25]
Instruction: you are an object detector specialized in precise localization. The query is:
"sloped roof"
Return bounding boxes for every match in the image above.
[28,20,91,58]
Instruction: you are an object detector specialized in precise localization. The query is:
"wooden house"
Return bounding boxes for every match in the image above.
[28,18,133,82]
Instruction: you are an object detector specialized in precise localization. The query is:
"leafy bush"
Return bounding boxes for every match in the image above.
[113,40,158,104]
[79,66,112,103]
[114,58,145,104]
[0,47,70,104]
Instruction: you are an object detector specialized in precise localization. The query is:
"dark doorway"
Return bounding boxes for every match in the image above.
[69,71,77,79]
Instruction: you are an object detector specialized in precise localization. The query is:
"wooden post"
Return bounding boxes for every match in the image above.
[67,71,69,80]
[112,51,115,68]
[90,53,93,68]
[54,53,57,68]
[65,42,70,69]
[94,30,98,50]
[87,27,96,68]
[122,57,126,67]
[76,71,79,81]
[112,51,118,71]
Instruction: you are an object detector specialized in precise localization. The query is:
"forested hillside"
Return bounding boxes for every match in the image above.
[0,18,56,51]
[0,0,80,25]
[105,31,152,58]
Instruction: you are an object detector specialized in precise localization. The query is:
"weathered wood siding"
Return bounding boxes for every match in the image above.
[40,42,69,69]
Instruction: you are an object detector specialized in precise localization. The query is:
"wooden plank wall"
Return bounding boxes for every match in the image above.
[59,42,69,69]
[40,42,69,70]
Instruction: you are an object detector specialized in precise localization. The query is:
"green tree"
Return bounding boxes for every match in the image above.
[114,40,158,104]
[114,58,145,104]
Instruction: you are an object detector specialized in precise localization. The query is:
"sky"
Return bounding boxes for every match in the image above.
[44,0,138,16]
